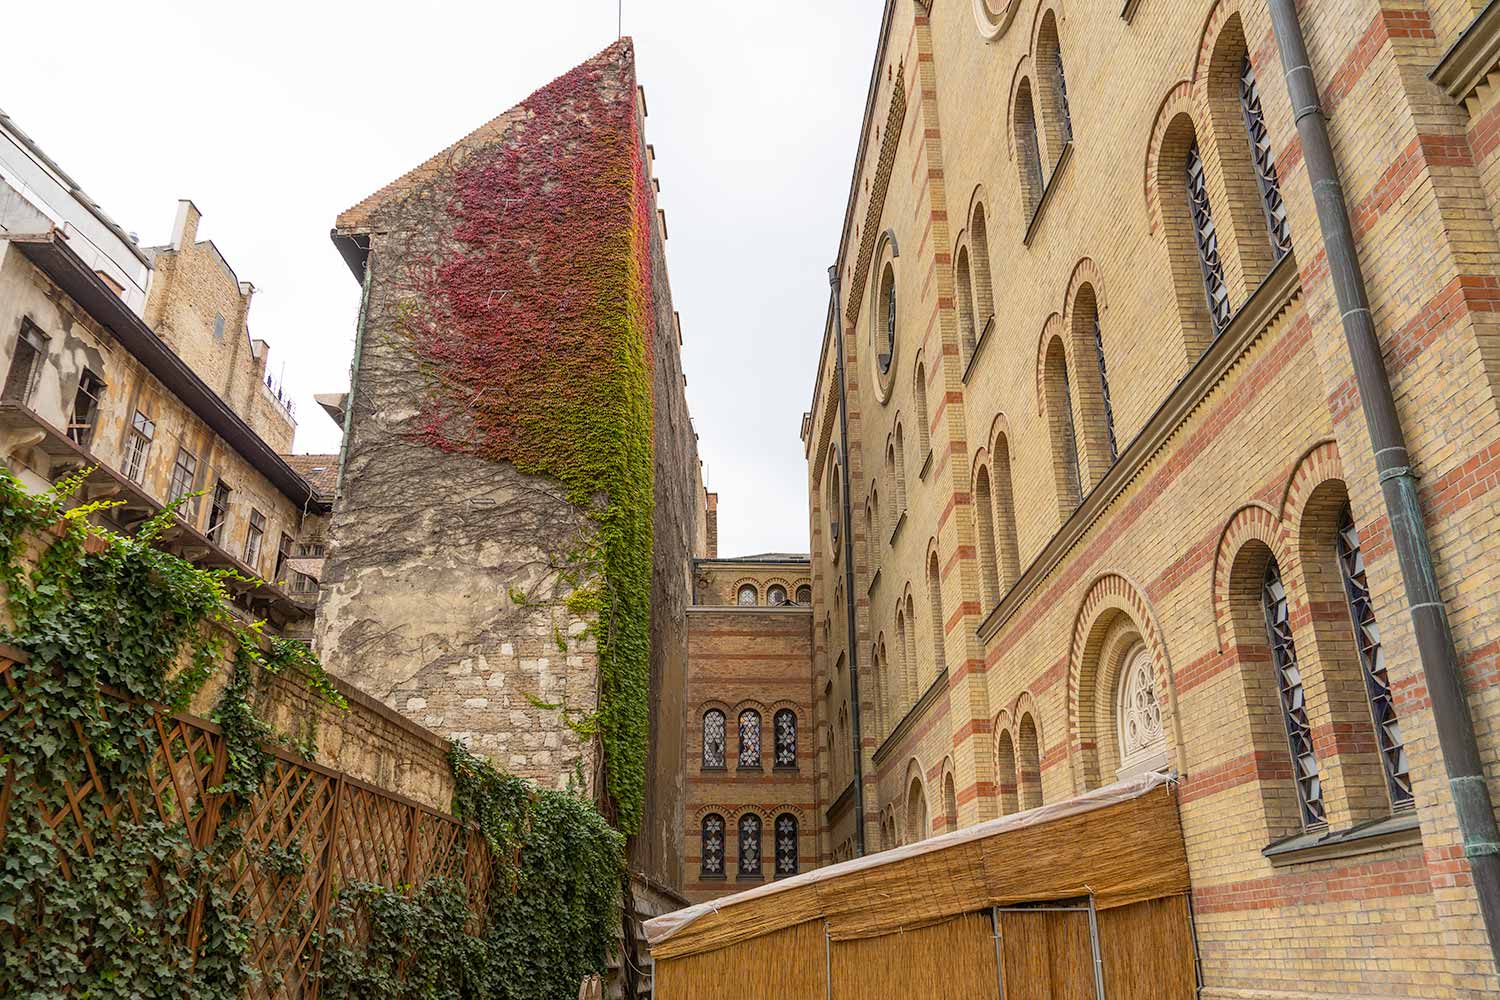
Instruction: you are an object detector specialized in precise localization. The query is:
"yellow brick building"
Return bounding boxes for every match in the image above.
[799,1,1500,995]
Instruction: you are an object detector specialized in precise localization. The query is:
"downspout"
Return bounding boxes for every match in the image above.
[829,263,868,857]
[1267,1,1500,964]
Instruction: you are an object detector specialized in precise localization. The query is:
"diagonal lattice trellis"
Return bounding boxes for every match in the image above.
[0,648,492,998]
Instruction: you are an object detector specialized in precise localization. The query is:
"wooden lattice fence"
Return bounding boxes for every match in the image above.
[0,645,493,998]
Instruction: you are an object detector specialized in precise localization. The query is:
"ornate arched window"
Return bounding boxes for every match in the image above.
[700,813,725,879]
[738,813,763,878]
[877,264,897,377]
[774,709,798,769]
[1336,505,1411,807]
[795,584,812,604]
[1239,56,1291,259]
[737,584,758,607]
[775,813,799,877]
[1115,646,1167,778]
[702,709,726,770]
[1186,140,1232,333]
[738,709,762,769]
[1262,559,1325,826]
[767,584,787,606]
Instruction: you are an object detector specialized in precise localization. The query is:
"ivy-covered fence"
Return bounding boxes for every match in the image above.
[0,643,493,997]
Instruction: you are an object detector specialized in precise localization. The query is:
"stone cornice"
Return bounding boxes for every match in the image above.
[1431,0,1500,103]
[978,254,1301,642]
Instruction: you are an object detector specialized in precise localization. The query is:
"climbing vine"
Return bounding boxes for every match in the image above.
[390,40,657,832]
[319,744,625,999]
[0,470,343,995]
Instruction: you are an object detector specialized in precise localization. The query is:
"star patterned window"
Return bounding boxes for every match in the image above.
[738,813,762,878]
[702,710,725,770]
[700,813,725,879]
[773,709,797,769]
[775,813,799,877]
[1239,55,1291,259]
[1263,559,1325,827]
[1336,505,1411,807]
[738,709,762,769]
[1186,140,1231,333]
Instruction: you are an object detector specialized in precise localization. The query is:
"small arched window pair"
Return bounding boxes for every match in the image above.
[737,583,758,606]
[767,584,787,606]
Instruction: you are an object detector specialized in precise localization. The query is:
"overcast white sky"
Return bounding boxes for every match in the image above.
[1,1,881,557]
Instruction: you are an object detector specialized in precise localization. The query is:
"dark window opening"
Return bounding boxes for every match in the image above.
[67,370,106,449]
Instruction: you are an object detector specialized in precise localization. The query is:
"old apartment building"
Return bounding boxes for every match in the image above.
[0,110,330,634]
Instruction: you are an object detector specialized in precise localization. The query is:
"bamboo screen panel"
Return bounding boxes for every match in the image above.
[1098,895,1196,1000]
[829,911,999,999]
[651,919,827,1000]
[998,909,1097,1000]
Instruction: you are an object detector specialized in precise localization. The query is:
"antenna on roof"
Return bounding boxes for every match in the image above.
[618,0,622,40]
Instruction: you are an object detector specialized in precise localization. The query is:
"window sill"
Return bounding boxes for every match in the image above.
[1121,0,1143,22]
[700,765,727,773]
[698,873,726,882]
[889,510,907,546]
[867,566,882,595]
[773,765,800,773]
[736,765,764,774]
[1261,811,1421,868]
[918,448,934,482]
[736,874,765,883]
[1022,142,1073,248]
[961,314,996,385]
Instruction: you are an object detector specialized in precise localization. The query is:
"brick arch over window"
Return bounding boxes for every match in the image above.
[903,758,930,842]
[1063,275,1117,486]
[1009,60,1047,220]
[993,708,1019,814]
[1032,5,1072,164]
[1036,314,1083,518]
[1210,502,1292,649]
[964,192,998,328]
[1068,573,1183,793]
[986,414,1023,592]
[1198,3,1285,293]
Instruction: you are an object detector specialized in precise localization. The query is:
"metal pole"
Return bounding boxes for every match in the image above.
[829,264,868,857]
[991,907,1006,1000]
[825,921,833,1000]
[1086,895,1106,1000]
[1265,0,1500,967]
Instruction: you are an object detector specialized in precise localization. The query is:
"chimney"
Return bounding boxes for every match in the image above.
[170,199,201,251]
[705,492,718,559]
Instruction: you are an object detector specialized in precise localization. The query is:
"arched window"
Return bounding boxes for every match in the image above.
[926,552,946,682]
[767,584,787,606]
[774,709,798,768]
[1240,57,1290,259]
[914,360,932,456]
[894,424,908,514]
[895,605,912,709]
[905,776,928,842]
[974,465,1002,608]
[943,773,959,832]
[827,458,843,554]
[1043,335,1083,514]
[1015,78,1046,219]
[1036,10,1073,156]
[737,583,758,606]
[795,584,812,604]
[1186,140,1232,333]
[956,246,978,363]
[877,263,897,377]
[702,709,726,770]
[1336,505,1411,807]
[738,813,763,878]
[992,434,1021,590]
[738,709,762,769]
[1262,558,1324,826]
[997,729,1019,815]
[970,204,996,324]
[775,813,799,876]
[1018,713,1042,810]
[1071,288,1118,469]
[869,486,882,560]
[700,813,725,879]
[903,592,919,699]
[1116,646,1168,778]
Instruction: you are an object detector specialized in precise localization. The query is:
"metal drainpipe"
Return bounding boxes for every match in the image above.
[829,262,867,857]
[1267,0,1500,964]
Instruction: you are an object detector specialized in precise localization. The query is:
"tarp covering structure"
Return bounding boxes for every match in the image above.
[646,773,1196,1000]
